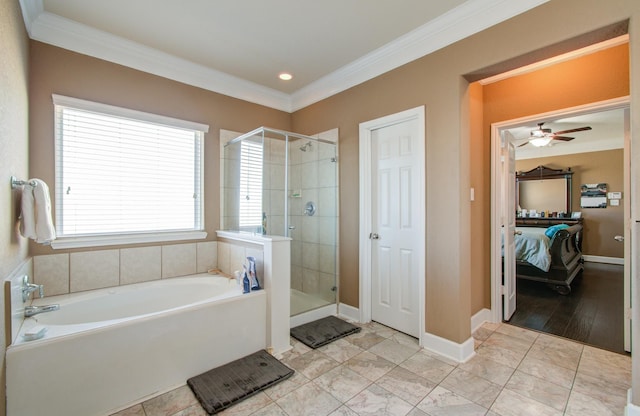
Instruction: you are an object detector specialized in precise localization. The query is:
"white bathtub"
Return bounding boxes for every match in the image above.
[6,273,267,416]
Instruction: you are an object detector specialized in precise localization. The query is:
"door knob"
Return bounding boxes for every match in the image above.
[369,233,380,240]
[515,230,523,235]
[614,235,624,242]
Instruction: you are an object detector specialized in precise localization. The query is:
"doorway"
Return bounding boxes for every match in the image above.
[491,98,631,352]
[359,106,425,343]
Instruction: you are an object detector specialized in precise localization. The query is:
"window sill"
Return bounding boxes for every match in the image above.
[50,231,208,249]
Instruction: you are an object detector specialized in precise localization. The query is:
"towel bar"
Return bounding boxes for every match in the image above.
[10,176,37,189]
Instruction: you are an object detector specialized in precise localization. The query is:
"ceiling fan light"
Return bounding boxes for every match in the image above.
[530,137,552,147]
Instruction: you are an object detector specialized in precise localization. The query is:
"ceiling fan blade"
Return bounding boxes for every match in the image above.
[551,136,574,141]
[553,126,592,135]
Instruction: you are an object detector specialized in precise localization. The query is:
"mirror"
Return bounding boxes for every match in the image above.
[516,165,573,216]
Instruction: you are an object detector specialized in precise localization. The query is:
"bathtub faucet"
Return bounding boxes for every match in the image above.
[21,275,44,302]
[24,304,60,318]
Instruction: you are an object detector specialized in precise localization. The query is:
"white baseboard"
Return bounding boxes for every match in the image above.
[422,331,475,363]
[583,255,624,265]
[471,308,493,333]
[626,389,640,416]
[338,303,360,322]
[290,304,337,328]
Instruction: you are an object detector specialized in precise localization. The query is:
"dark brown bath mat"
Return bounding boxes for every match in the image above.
[290,315,361,348]
[187,349,294,414]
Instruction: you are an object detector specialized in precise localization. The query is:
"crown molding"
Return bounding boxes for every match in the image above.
[290,0,549,111]
[20,0,546,113]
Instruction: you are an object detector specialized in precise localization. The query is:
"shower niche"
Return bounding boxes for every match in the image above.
[220,127,339,317]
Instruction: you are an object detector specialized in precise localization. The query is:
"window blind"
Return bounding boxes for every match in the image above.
[53,95,207,238]
[238,139,263,229]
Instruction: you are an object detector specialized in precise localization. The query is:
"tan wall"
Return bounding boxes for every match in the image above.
[0,0,30,414]
[28,41,292,256]
[293,0,640,343]
[516,149,625,258]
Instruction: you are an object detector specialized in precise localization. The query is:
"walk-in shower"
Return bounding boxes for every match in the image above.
[220,127,339,317]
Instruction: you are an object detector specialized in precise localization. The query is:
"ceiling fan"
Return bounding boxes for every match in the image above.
[519,122,592,147]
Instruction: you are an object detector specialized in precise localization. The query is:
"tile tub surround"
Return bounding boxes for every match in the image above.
[112,322,631,416]
[32,241,218,296]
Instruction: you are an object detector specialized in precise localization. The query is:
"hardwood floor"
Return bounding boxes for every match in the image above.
[508,261,627,354]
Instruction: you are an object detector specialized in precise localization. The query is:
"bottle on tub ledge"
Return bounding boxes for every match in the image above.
[240,257,261,294]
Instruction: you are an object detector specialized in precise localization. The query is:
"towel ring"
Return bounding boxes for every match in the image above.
[10,176,37,189]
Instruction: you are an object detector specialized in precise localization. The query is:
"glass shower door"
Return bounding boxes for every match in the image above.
[288,138,338,315]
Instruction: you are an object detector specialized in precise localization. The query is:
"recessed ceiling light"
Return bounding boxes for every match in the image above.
[279,73,293,81]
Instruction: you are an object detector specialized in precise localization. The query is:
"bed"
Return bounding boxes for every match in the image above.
[512,223,583,294]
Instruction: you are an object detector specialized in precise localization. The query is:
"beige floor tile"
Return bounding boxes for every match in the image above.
[482,331,534,353]
[285,349,340,379]
[345,351,396,382]
[572,372,629,412]
[328,405,360,416]
[346,328,387,349]
[534,333,584,354]
[457,354,515,386]
[171,404,208,416]
[110,404,145,416]
[375,366,436,405]
[440,368,502,409]
[472,326,494,342]
[416,386,487,416]
[363,322,397,338]
[490,389,562,416]
[346,384,414,416]
[565,389,621,416]
[142,386,198,416]
[276,382,341,416]
[495,324,539,344]
[526,342,582,371]
[318,338,365,363]
[504,370,570,411]
[369,337,421,364]
[474,343,526,369]
[517,354,576,389]
[314,365,372,402]
[263,371,310,401]
[400,350,456,384]
[250,402,289,416]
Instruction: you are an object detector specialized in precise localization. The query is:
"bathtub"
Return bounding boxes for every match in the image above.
[6,273,267,416]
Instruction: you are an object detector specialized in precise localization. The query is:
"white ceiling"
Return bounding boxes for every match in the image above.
[19,0,548,112]
[508,107,626,160]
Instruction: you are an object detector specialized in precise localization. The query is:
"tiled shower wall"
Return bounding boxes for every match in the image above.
[31,241,264,298]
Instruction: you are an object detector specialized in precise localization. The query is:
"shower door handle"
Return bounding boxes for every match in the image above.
[288,225,296,230]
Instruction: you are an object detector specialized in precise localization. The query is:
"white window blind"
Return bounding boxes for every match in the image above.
[53,95,207,241]
[238,139,263,229]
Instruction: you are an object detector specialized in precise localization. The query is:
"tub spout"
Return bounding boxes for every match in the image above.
[25,304,60,318]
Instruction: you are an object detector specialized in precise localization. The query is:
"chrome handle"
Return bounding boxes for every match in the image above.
[288,225,296,230]
[614,235,624,242]
[369,233,380,240]
[515,230,523,235]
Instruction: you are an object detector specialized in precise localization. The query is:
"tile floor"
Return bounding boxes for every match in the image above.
[112,321,631,416]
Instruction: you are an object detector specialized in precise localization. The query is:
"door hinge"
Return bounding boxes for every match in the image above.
[500,285,506,295]
[625,307,632,320]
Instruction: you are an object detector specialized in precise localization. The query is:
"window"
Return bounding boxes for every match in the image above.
[52,94,208,248]
[238,139,263,231]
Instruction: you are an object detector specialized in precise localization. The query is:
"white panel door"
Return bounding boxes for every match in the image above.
[370,119,420,336]
[503,136,517,320]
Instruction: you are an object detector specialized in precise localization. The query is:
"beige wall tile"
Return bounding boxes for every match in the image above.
[217,242,230,274]
[33,254,70,296]
[70,250,120,292]
[196,241,217,273]
[162,243,196,278]
[120,246,161,285]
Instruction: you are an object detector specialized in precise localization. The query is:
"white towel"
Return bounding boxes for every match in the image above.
[19,179,56,244]
[19,184,37,240]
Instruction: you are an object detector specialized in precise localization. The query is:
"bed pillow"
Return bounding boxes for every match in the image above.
[545,223,570,238]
